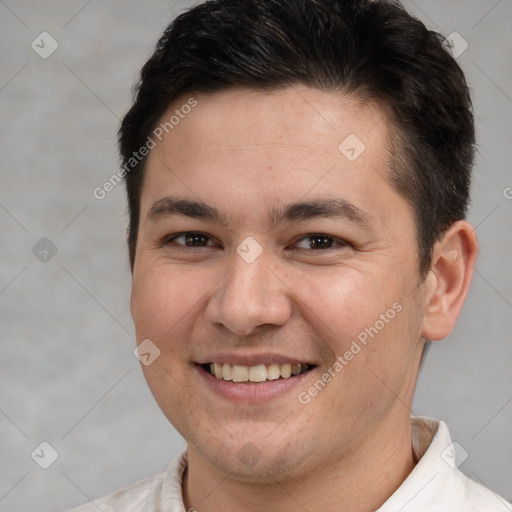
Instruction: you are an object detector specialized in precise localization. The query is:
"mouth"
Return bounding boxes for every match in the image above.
[200,362,314,383]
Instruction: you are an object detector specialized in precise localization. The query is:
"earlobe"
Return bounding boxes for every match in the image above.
[421,221,479,341]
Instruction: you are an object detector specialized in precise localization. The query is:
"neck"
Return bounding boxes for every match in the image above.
[183,413,416,512]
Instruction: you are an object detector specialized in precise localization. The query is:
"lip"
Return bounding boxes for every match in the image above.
[195,352,317,366]
[195,363,314,403]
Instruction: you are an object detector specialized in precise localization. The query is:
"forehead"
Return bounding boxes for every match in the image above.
[141,86,408,227]
[156,87,391,159]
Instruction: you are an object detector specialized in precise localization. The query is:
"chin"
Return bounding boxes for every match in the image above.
[209,450,305,484]
[192,431,317,484]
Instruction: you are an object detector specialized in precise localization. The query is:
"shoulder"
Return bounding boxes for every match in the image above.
[455,470,512,511]
[379,417,511,511]
[65,449,188,512]
[65,471,166,512]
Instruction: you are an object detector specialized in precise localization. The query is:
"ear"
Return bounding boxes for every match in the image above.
[421,220,479,341]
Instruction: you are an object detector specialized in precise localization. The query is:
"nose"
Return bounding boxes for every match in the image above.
[205,252,293,336]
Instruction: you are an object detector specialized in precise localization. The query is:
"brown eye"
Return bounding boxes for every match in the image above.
[295,234,344,250]
[308,235,334,249]
[184,233,210,247]
[166,232,214,247]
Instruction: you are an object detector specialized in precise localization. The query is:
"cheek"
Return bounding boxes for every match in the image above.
[287,266,397,352]
[131,263,212,342]
[288,265,421,396]
[131,264,214,426]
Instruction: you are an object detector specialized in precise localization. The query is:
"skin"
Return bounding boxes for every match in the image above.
[130,86,478,512]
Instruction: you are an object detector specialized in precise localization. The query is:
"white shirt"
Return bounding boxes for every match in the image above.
[68,417,511,512]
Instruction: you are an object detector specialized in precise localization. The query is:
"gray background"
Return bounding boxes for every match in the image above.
[0,1,510,510]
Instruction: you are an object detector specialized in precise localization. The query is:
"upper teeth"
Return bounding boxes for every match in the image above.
[209,362,309,382]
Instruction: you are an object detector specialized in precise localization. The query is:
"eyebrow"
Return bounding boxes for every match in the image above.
[146,196,372,227]
[147,197,229,226]
[270,199,372,226]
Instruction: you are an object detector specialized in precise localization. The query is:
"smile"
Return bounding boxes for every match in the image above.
[205,362,312,382]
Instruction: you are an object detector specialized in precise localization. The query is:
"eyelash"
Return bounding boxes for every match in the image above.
[162,232,349,251]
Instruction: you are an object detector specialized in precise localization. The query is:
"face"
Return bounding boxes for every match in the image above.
[130,87,427,483]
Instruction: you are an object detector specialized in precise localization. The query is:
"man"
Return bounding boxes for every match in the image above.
[71,0,511,510]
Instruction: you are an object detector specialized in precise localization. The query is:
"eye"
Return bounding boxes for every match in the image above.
[293,234,347,250]
[164,232,217,248]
